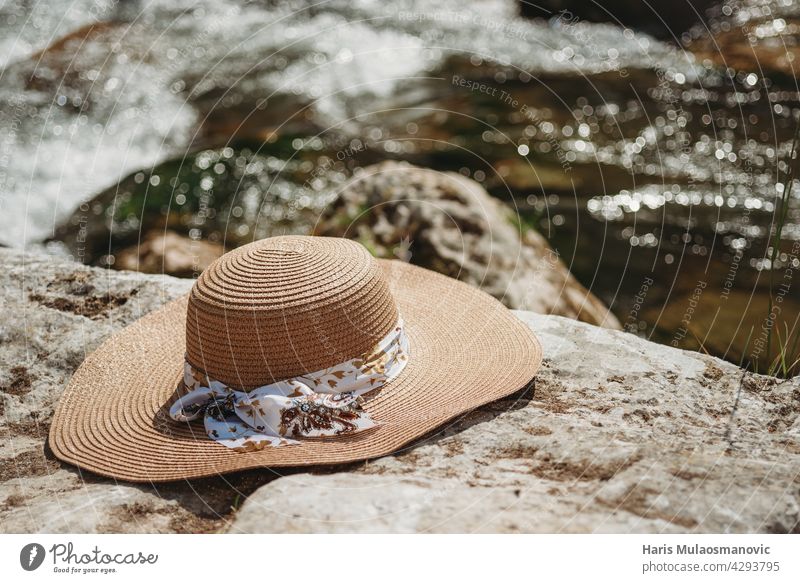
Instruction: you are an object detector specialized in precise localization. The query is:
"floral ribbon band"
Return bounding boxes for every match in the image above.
[169,319,409,452]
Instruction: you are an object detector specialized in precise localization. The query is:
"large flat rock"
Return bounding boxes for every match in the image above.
[1,249,797,533]
[230,313,800,533]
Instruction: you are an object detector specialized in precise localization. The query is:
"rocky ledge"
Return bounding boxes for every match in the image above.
[1,249,798,533]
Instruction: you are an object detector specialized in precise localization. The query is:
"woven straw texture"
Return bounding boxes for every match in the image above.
[49,237,542,482]
[186,237,398,388]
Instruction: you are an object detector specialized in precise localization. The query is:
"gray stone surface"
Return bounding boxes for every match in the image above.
[231,313,800,533]
[0,250,217,533]
[1,249,798,533]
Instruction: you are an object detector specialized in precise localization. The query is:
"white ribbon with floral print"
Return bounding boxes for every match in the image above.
[169,319,409,452]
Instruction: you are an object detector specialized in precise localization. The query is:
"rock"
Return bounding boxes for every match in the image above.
[315,161,621,329]
[232,311,800,534]
[114,230,224,278]
[0,250,278,533]
[2,249,798,534]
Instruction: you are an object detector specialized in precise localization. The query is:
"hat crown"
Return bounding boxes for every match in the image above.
[185,236,398,388]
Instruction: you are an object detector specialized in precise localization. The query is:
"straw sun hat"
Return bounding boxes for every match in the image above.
[50,236,542,482]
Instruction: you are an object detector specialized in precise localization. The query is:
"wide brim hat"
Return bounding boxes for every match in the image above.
[50,236,542,482]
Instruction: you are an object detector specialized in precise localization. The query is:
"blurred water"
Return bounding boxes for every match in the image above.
[0,0,117,67]
[0,0,693,246]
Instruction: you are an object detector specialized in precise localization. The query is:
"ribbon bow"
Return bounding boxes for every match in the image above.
[169,319,409,452]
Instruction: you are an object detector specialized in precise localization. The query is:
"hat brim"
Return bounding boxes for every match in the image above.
[49,259,542,482]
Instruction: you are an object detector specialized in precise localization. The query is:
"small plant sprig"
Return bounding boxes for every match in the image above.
[758,113,800,378]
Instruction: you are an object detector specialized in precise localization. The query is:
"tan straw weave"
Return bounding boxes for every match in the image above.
[49,236,542,482]
[185,236,398,388]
